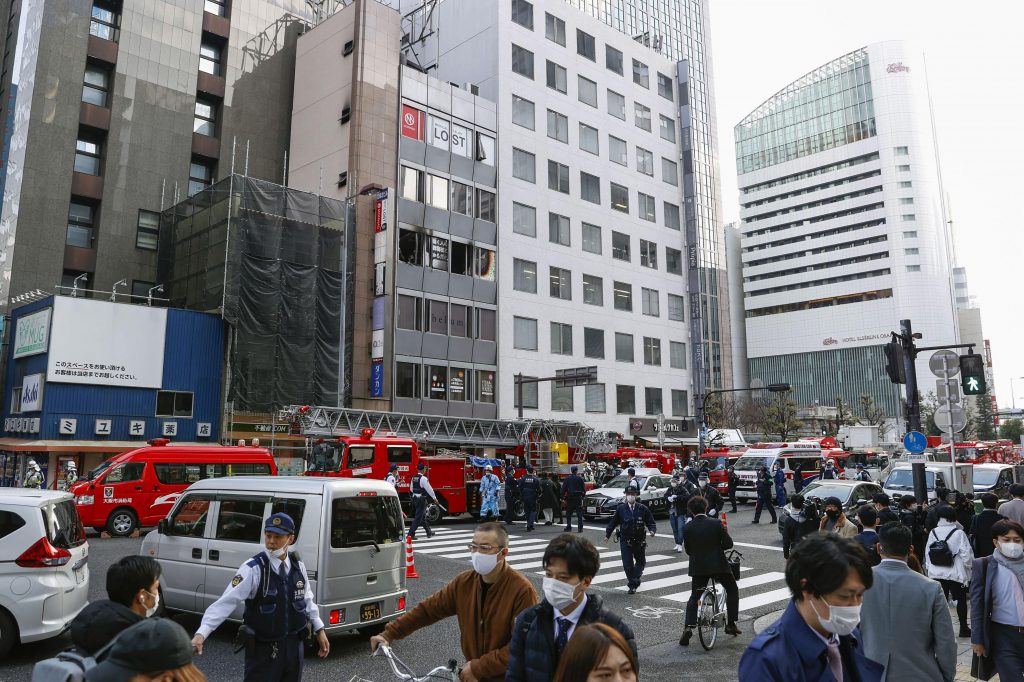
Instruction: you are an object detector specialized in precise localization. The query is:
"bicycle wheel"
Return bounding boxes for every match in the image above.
[697,589,719,650]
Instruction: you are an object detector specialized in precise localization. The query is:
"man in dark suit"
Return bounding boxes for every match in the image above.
[679,495,740,645]
[970,493,1003,558]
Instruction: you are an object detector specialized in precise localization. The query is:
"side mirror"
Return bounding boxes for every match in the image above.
[157,519,168,535]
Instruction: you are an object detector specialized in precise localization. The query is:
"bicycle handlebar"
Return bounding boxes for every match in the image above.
[373,644,459,682]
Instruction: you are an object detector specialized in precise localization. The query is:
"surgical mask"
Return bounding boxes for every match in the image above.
[625,495,637,505]
[999,542,1024,560]
[826,510,840,521]
[142,589,160,618]
[269,546,288,560]
[810,597,861,636]
[542,577,581,610]
[471,550,501,576]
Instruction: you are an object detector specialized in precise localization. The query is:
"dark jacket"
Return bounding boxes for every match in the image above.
[539,478,560,509]
[682,515,733,577]
[792,465,804,491]
[739,601,884,682]
[970,556,1000,654]
[876,507,900,526]
[665,480,698,515]
[70,599,143,656]
[970,509,1003,558]
[605,501,656,545]
[700,484,724,515]
[560,474,585,499]
[925,501,951,532]
[504,473,520,500]
[727,470,740,493]
[519,474,542,504]
[851,529,881,566]
[781,508,817,559]
[505,594,637,682]
[756,474,773,498]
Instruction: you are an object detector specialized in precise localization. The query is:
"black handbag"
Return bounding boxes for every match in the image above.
[726,549,742,581]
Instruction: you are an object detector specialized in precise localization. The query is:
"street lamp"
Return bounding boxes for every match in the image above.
[697,383,791,459]
[1010,377,1024,410]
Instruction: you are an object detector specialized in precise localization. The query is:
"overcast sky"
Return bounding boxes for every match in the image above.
[709,0,1024,410]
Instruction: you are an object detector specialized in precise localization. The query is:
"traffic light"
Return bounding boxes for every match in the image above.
[959,353,986,395]
[883,340,906,384]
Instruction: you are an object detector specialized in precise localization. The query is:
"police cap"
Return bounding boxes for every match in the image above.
[264,512,296,536]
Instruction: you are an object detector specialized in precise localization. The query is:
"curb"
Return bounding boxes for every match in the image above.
[752,609,785,635]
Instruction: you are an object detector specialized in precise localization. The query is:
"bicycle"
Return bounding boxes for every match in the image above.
[695,549,742,651]
[373,643,460,682]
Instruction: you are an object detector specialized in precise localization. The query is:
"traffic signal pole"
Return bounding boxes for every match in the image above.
[898,319,928,505]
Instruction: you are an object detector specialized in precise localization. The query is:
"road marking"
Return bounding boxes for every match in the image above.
[733,541,784,552]
[622,566,754,593]
[586,557,683,584]
[442,540,554,559]
[737,586,793,612]
[506,549,624,570]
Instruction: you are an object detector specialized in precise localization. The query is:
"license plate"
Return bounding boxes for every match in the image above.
[74,568,86,584]
[587,507,596,514]
[360,602,381,622]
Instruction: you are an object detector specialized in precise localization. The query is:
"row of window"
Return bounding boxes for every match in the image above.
[66,203,159,252]
[516,227,682,271]
[510,1,675,100]
[740,153,880,195]
[746,267,891,298]
[395,295,496,341]
[512,92,677,148]
[742,169,883,210]
[512,135,677,188]
[511,266,686,319]
[515,380,689,417]
[744,201,885,241]
[745,288,893,319]
[395,364,495,403]
[745,233,888,269]
[397,230,496,280]
[511,319,687,368]
[744,217,886,255]
[400,167,496,222]
[744,184,883,224]
[744,250,889,284]
[512,201,680,247]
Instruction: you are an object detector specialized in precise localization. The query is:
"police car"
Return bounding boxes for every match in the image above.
[583,468,671,518]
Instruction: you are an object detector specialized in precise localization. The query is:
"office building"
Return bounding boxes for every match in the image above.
[725,222,748,390]
[735,41,958,416]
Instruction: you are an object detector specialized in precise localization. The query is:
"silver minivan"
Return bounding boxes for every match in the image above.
[141,476,406,635]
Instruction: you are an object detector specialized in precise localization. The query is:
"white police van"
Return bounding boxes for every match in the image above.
[732,442,823,501]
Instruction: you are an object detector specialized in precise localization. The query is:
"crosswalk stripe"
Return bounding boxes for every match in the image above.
[506,549,623,570]
[659,571,780,603]
[442,540,554,559]
[621,565,755,593]
[586,557,681,585]
[737,586,793,612]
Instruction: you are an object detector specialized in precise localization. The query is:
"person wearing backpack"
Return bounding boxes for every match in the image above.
[851,507,882,567]
[924,506,974,637]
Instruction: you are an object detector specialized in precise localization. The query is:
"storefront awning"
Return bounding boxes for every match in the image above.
[637,437,686,446]
[0,439,207,453]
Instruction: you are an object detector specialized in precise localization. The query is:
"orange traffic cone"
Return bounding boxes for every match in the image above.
[405,535,420,579]
[721,511,729,532]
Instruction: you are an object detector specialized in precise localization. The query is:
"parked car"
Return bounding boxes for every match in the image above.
[778,480,882,535]
[972,463,1019,500]
[0,489,89,657]
[583,468,671,518]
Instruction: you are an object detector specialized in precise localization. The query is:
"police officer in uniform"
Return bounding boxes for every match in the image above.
[23,459,43,489]
[519,465,542,532]
[192,513,329,681]
[698,472,724,517]
[561,464,586,532]
[821,459,838,480]
[752,466,778,524]
[503,464,520,525]
[727,466,740,513]
[384,464,399,488]
[605,482,656,594]
[791,461,805,493]
[852,463,871,482]
[773,463,787,507]
[409,463,438,539]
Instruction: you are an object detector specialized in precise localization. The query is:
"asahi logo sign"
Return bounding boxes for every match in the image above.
[20,373,43,412]
[887,62,910,74]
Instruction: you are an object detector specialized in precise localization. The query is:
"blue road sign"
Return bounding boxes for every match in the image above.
[903,430,928,454]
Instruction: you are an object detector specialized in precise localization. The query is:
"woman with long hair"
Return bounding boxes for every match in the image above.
[553,623,638,682]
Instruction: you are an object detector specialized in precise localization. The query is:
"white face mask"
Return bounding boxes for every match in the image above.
[625,495,637,505]
[471,550,501,576]
[810,597,861,636]
[542,577,581,611]
[142,589,159,618]
[999,542,1024,560]
[269,545,288,560]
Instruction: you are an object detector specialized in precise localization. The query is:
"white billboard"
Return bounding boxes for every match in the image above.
[13,307,51,358]
[20,373,43,411]
[46,298,167,389]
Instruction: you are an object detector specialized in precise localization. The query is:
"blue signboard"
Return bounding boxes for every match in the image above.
[903,430,928,454]
[370,361,384,398]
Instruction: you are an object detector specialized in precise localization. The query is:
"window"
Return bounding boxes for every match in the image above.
[582,274,603,305]
[400,166,423,202]
[549,212,570,245]
[668,294,685,321]
[477,133,496,165]
[671,390,688,417]
[474,247,495,280]
[657,72,674,100]
[613,281,632,311]
[611,231,630,261]
[398,229,423,265]
[639,239,657,269]
[449,305,470,337]
[477,189,496,222]
[194,98,217,136]
[106,462,144,483]
[898,181,913,188]
[10,387,21,414]
[397,295,421,330]
[330,496,403,549]
[660,115,676,142]
[199,41,223,76]
[214,498,268,543]
[447,241,467,276]
[577,76,598,107]
[547,61,568,93]
[426,174,449,209]
[607,90,626,120]
[513,202,536,237]
[547,109,569,143]
[513,258,537,293]
[156,391,194,417]
[906,265,921,272]
[638,192,655,222]
[664,202,681,230]
[576,29,595,59]
[582,223,602,254]
[476,308,496,341]
[396,363,420,398]
[514,317,538,350]
[476,370,496,403]
[426,365,448,401]
[661,158,678,185]
[82,64,110,107]
[585,384,606,413]
[549,266,571,300]
[512,45,534,79]
[636,147,654,175]
[645,387,662,416]
[511,0,533,29]
[609,136,627,165]
[634,103,651,131]
[584,328,604,358]
[166,495,211,537]
[632,59,649,87]
[545,13,566,45]
[90,2,119,41]
[514,376,539,410]
[548,160,570,193]
[512,148,536,182]
[579,124,599,154]
[136,210,159,250]
[551,384,573,412]
[897,164,911,172]
[610,183,629,213]
[74,136,102,175]
[427,300,447,334]
[580,172,600,204]
[669,341,687,369]
[451,182,473,216]
[661,247,682,275]
[605,45,623,74]
[895,146,909,155]
[67,202,94,248]
[616,385,636,414]
[205,0,227,16]
[188,160,213,196]
[904,247,920,255]
[550,322,572,354]
[899,197,914,205]
[901,214,916,221]
[512,95,535,129]
[614,333,630,364]
[903,230,918,238]
[641,288,659,316]
[643,337,661,366]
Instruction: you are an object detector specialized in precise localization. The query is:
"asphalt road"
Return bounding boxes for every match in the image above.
[0,502,791,682]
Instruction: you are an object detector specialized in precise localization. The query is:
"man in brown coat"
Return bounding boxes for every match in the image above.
[370,522,537,682]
